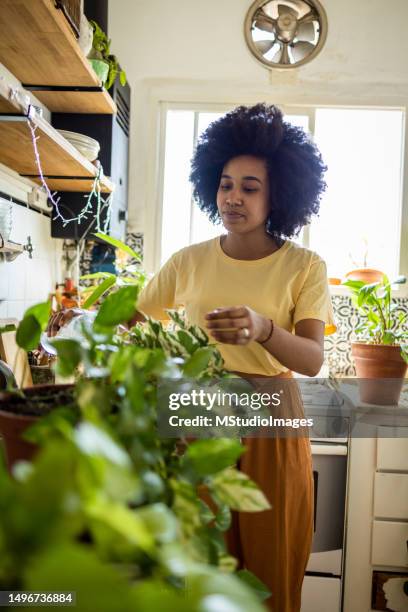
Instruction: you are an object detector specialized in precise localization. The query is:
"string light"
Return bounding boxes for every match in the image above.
[27,105,113,231]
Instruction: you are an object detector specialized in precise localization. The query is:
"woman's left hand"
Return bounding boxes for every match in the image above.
[205,305,271,345]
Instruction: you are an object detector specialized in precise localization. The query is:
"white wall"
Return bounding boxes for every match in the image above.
[0,204,62,321]
[0,165,62,322]
[109,0,408,270]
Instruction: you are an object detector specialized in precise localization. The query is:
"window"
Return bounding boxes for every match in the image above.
[311,108,404,278]
[160,110,223,266]
[159,106,405,278]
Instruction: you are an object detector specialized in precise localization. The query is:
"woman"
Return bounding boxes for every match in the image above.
[135,103,335,611]
[50,103,334,611]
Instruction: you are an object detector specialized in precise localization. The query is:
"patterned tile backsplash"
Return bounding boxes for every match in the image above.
[79,232,144,280]
[325,295,408,376]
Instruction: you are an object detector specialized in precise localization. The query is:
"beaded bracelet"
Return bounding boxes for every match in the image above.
[258,319,274,345]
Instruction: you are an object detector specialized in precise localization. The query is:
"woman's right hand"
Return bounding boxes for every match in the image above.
[46,308,83,337]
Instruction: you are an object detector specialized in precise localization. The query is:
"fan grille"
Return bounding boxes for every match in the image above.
[245,0,328,69]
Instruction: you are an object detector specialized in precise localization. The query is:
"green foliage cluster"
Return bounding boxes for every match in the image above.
[88,21,126,90]
[4,236,272,610]
[343,274,408,363]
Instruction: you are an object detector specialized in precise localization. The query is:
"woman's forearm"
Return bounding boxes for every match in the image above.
[260,321,324,377]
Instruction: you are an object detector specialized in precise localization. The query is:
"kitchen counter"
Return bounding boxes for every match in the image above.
[298,379,408,437]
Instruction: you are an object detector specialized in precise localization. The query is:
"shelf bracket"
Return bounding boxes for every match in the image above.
[0,235,32,262]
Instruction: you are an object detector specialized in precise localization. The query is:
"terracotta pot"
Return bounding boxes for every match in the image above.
[0,384,74,470]
[351,342,407,405]
[0,409,38,470]
[345,269,384,284]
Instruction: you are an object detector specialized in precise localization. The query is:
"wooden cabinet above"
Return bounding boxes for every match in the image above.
[0,0,116,114]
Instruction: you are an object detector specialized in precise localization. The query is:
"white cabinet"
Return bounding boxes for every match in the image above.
[301,576,341,612]
[372,521,408,567]
[374,472,408,520]
[343,421,408,612]
[376,430,408,471]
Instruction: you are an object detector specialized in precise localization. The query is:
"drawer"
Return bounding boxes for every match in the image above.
[301,576,341,612]
[372,520,408,567]
[377,433,408,471]
[374,473,408,519]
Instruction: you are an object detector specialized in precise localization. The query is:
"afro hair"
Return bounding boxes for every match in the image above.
[189,103,327,238]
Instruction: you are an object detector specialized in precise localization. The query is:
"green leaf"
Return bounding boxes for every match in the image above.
[210,468,271,512]
[214,503,231,532]
[119,70,127,86]
[185,439,244,476]
[93,232,141,261]
[134,503,178,544]
[171,479,202,534]
[183,347,214,377]
[16,301,52,350]
[82,276,117,309]
[177,329,198,354]
[185,566,266,612]
[342,280,365,291]
[358,283,379,307]
[80,272,116,280]
[86,499,155,553]
[52,339,82,378]
[74,422,130,468]
[382,331,396,345]
[95,285,139,327]
[367,311,379,324]
[25,544,136,612]
[237,569,271,601]
[25,301,52,329]
[16,314,41,350]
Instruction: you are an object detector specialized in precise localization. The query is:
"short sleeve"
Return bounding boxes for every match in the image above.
[293,256,336,335]
[136,253,179,321]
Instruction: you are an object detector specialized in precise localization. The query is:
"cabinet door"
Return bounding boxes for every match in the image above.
[374,473,408,520]
[377,430,408,471]
[301,576,341,612]
[372,521,408,567]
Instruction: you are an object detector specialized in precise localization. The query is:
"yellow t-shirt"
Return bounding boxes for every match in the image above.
[137,237,336,376]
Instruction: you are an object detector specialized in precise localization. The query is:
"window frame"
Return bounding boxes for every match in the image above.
[147,100,407,296]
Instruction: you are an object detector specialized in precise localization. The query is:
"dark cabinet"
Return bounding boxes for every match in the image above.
[50,79,130,240]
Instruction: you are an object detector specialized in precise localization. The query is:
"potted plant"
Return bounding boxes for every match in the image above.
[343,274,408,404]
[87,20,126,90]
[0,283,271,609]
[0,231,144,468]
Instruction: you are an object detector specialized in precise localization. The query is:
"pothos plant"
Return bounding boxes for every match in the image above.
[343,274,408,363]
[88,20,126,90]
[7,264,271,609]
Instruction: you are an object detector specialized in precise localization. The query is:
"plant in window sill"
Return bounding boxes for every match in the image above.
[87,20,127,90]
[343,274,408,404]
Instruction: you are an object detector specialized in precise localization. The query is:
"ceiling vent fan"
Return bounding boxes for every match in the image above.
[244,0,328,69]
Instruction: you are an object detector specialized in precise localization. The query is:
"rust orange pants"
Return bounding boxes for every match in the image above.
[226,372,314,612]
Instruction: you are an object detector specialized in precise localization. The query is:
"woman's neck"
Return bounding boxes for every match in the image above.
[221,231,281,261]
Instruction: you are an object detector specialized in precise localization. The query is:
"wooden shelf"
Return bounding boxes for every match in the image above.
[0,0,116,115]
[27,88,116,114]
[0,80,113,193]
